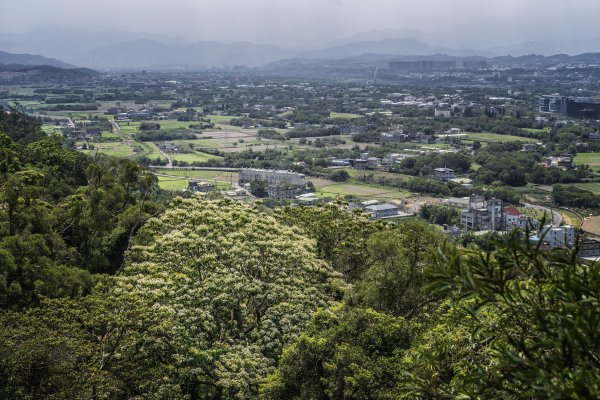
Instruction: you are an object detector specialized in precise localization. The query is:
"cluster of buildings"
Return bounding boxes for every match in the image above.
[329,152,408,171]
[389,60,457,72]
[159,141,180,153]
[239,168,307,200]
[328,152,457,182]
[441,195,600,256]
[380,130,429,143]
[444,195,539,232]
[539,95,600,120]
[187,180,215,193]
[543,155,574,169]
[107,107,153,121]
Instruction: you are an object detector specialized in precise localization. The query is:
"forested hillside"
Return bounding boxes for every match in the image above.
[0,109,598,399]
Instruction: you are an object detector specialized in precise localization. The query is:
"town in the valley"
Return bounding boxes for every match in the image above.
[4,54,600,260]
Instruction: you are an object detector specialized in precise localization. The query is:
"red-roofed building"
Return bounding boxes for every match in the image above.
[504,207,522,216]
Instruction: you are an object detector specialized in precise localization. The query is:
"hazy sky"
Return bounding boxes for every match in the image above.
[2,0,600,47]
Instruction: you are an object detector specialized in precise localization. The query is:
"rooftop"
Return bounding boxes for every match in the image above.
[366,203,399,211]
[504,207,522,216]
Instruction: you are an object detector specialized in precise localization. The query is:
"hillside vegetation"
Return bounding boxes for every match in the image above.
[0,109,598,399]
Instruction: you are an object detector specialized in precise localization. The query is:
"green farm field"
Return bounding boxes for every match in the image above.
[154,169,239,183]
[571,182,600,194]
[156,176,189,191]
[155,172,235,191]
[464,132,537,143]
[315,181,411,200]
[574,153,600,170]
[330,111,362,119]
[169,151,223,163]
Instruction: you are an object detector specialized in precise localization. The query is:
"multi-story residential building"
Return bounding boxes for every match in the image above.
[460,195,504,231]
[578,238,600,259]
[239,168,306,188]
[532,225,576,248]
[365,203,400,220]
[445,197,470,208]
[267,184,302,200]
[433,167,455,182]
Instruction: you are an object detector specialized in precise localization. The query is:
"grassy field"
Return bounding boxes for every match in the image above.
[330,112,362,119]
[419,143,453,149]
[464,132,537,143]
[169,151,222,163]
[101,131,121,139]
[315,182,411,200]
[83,141,167,161]
[558,208,583,228]
[154,169,239,183]
[574,153,600,170]
[155,170,235,191]
[136,142,167,160]
[157,176,188,191]
[346,169,411,182]
[513,184,553,203]
[523,128,551,134]
[571,182,600,194]
[117,122,141,135]
[41,125,60,134]
[156,120,198,131]
[205,115,234,124]
[84,141,138,157]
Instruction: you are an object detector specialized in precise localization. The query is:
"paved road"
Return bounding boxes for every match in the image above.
[159,150,172,168]
[522,202,562,226]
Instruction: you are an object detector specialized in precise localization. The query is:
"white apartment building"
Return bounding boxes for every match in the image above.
[239,168,306,187]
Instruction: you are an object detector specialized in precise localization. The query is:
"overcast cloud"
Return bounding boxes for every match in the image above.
[1,0,599,48]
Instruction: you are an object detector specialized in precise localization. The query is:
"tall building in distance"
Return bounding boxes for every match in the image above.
[539,95,567,114]
[539,95,600,119]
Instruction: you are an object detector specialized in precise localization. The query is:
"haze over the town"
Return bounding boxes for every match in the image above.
[2,0,600,50]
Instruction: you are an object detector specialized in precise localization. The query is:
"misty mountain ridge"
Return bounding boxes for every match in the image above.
[74,39,293,69]
[67,36,600,70]
[328,28,432,46]
[4,27,600,70]
[298,37,494,59]
[73,36,498,69]
[0,50,73,68]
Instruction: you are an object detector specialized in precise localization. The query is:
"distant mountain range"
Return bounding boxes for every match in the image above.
[3,28,600,70]
[298,37,493,59]
[0,50,73,68]
[75,39,294,69]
